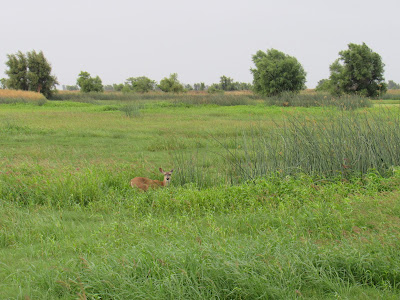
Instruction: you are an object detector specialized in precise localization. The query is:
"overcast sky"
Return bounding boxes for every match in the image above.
[1,0,399,88]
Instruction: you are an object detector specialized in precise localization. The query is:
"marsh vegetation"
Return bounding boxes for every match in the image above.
[1,93,400,299]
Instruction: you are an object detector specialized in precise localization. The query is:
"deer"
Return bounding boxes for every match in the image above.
[130,168,174,191]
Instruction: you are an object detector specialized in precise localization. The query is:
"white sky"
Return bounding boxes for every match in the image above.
[1,0,399,88]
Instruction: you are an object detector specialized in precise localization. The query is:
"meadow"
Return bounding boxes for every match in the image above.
[1,92,400,299]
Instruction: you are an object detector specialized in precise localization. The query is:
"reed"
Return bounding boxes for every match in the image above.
[266,92,372,109]
[0,89,47,105]
[175,107,400,185]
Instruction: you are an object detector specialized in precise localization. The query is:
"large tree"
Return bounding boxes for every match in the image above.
[329,43,387,97]
[251,49,306,96]
[76,71,103,93]
[5,50,58,98]
[26,50,58,97]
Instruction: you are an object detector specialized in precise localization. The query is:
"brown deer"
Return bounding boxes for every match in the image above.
[130,168,174,191]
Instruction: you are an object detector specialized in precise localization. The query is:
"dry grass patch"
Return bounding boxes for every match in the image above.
[0,89,47,106]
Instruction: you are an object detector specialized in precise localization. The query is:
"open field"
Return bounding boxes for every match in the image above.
[1,96,400,299]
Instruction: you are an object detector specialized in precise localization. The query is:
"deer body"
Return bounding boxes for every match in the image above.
[131,168,173,191]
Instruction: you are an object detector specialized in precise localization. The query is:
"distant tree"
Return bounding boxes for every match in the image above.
[5,51,29,91]
[125,76,156,93]
[113,83,124,92]
[184,84,194,91]
[388,80,400,90]
[66,85,79,91]
[5,50,58,97]
[103,85,114,91]
[329,43,387,97]
[0,78,7,89]
[219,75,238,91]
[25,50,59,97]
[208,76,246,92]
[193,82,206,91]
[237,82,252,90]
[121,85,131,93]
[158,73,184,93]
[315,79,331,92]
[76,71,103,93]
[207,84,224,94]
[251,49,306,96]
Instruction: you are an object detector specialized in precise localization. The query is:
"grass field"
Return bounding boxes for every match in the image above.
[1,95,400,299]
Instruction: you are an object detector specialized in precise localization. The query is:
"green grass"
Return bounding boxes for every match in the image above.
[1,98,400,299]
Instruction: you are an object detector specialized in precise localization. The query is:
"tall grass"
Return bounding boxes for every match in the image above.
[2,101,400,299]
[3,173,400,298]
[118,102,143,117]
[0,89,47,105]
[0,164,135,207]
[266,92,372,109]
[50,90,373,109]
[171,93,257,106]
[380,90,400,100]
[50,91,259,106]
[49,91,183,101]
[175,107,400,185]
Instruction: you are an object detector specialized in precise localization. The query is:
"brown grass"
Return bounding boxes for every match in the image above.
[0,89,46,101]
[387,89,400,95]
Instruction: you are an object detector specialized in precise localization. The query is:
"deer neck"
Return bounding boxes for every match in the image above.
[162,178,169,187]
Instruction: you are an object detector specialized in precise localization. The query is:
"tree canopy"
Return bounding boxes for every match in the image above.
[251,49,306,96]
[76,71,103,93]
[5,50,58,98]
[125,76,156,93]
[329,43,387,97]
[158,73,184,93]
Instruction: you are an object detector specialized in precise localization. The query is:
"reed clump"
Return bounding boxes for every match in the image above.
[175,107,400,185]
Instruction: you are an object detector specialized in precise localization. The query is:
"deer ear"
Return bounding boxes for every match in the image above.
[159,168,164,173]
[170,169,174,173]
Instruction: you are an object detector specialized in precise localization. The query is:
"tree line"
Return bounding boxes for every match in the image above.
[1,42,397,98]
[64,73,252,94]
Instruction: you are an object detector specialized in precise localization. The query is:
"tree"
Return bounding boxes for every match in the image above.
[315,79,331,92]
[0,78,7,89]
[5,50,58,98]
[5,51,29,91]
[125,76,156,93]
[113,83,124,92]
[65,85,79,91]
[76,71,103,92]
[251,49,306,96]
[26,50,59,97]
[193,82,206,91]
[207,84,224,94]
[329,43,387,97]
[103,85,114,91]
[237,82,252,90]
[184,84,194,91]
[388,80,400,90]
[219,75,238,91]
[158,73,184,93]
